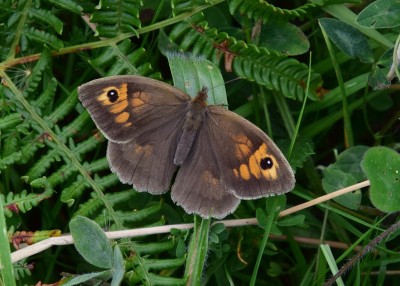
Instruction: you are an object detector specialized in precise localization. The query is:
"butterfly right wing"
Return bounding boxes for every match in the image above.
[78,75,190,143]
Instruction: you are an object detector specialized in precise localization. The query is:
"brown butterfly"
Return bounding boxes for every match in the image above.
[78,75,295,219]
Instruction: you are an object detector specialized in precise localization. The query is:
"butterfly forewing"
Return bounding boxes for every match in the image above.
[206,106,295,199]
[78,75,190,143]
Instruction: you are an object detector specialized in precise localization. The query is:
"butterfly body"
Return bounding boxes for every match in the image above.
[78,75,295,218]
[174,87,207,165]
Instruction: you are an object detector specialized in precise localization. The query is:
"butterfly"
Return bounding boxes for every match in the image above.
[78,75,295,219]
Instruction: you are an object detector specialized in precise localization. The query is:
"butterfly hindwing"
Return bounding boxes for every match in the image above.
[171,121,240,218]
[107,112,186,194]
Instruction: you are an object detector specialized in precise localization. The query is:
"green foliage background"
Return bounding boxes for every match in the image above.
[0,0,399,285]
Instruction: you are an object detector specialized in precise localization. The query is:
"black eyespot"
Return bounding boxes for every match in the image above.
[260,157,273,170]
[107,89,119,102]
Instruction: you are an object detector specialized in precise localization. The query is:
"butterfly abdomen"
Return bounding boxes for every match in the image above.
[174,90,208,166]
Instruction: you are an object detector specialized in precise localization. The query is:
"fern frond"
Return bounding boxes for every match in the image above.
[24,27,64,50]
[90,0,142,38]
[229,0,321,21]
[0,113,23,131]
[2,187,53,215]
[46,0,83,14]
[11,229,61,248]
[28,7,64,34]
[47,89,79,125]
[128,271,186,285]
[116,203,162,224]
[171,0,210,15]
[234,55,321,100]
[16,48,51,95]
[88,40,161,78]
[168,14,320,99]
[74,190,135,217]
[61,172,119,206]
[32,77,57,113]
[143,257,186,270]
[61,176,89,206]
[0,151,22,171]
[133,240,176,254]
[124,239,186,285]
[13,262,33,280]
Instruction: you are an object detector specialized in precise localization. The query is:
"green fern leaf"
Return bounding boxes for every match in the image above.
[133,240,176,254]
[24,27,64,50]
[171,0,206,15]
[13,263,32,280]
[4,187,52,214]
[25,148,60,181]
[32,78,57,114]
[59,112,91,138]
[75,190,134,218]
[116,203,162,223]
[89,40,160,78]
[46,0,83,14]
[29,8,64,34]
[46,89,78,124]
[61,176,88,206]
[0,113,23,130]
[90,0,142,38]
[168,16,321,100]
[229,0,320,21]
[22,48,51,95]
[0,151,22,170]
[143,257,186,270]
[234,55,321,100]
[146,273,187,285]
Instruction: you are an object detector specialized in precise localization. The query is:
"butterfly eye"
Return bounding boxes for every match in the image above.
[260,157,274,170]
[107,89,119,103]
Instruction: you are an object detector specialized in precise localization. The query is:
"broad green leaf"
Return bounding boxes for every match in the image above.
[361,146,400,212]
[69,215,113,269]
[62,270,111,286]
[319,18,373,63]
[322,167,361,209]
[277,214,305,227]
[321,146,367,209]
[260,19,309,56]
[368,47,394,90]
[356,0,400,28]
[334,146,369,182]
[167,54,227,106]
[368,65,391,90]
[111,245,125,286]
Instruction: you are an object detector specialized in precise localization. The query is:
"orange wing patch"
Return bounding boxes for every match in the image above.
[233,134,253,160]
[97,84,132,127]
[233,143,279,181]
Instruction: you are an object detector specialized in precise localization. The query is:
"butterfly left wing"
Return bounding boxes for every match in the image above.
[206,106,296,199]
[171,124,240,218]
[172,106,295,218]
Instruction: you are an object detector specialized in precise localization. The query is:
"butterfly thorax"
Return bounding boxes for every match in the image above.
[174,87,208,166]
